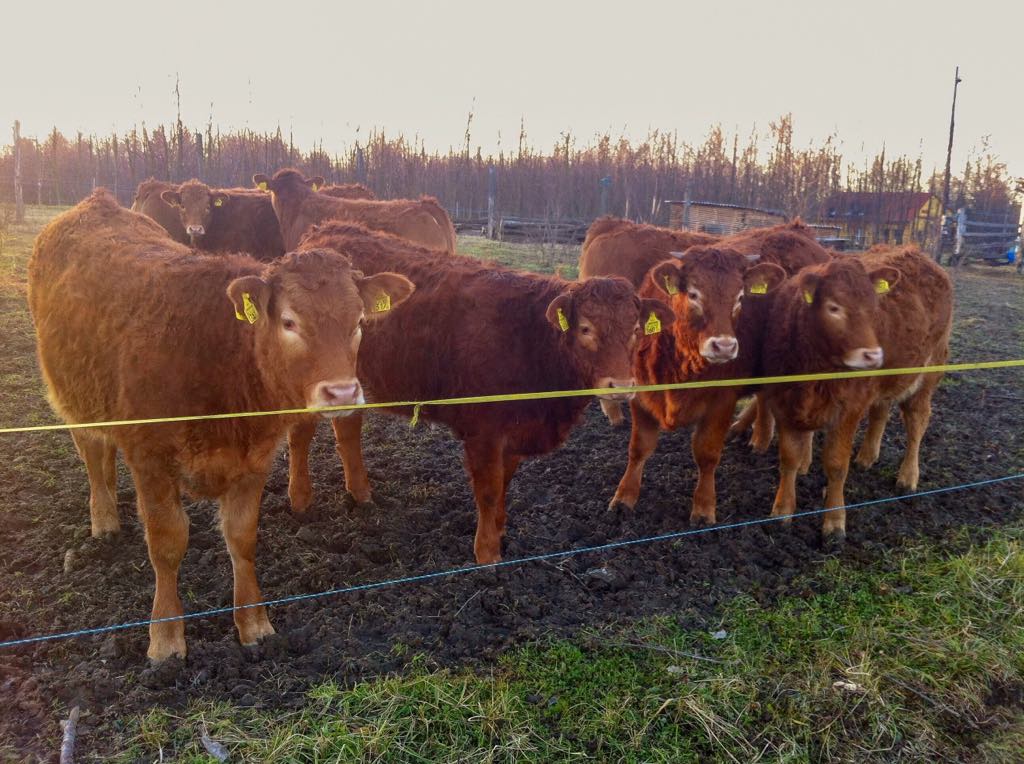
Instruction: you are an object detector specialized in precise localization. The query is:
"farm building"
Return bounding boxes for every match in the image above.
[666,200,786,235]
[823,191,944,249]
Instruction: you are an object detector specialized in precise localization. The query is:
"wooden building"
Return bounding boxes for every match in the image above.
[666,200,786,235]
[823,191,943,249]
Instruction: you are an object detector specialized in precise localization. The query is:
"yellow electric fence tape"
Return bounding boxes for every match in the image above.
[2,359,1022,435]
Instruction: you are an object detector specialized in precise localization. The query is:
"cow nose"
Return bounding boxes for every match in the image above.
[861,348,883,368]
[313,380,363,412]
[598,378,636,401]
[186,225,205,237]
[702,335,738,362]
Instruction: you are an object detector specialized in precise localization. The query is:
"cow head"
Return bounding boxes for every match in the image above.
[161,180,227,244]
[795,258,901,369]
[253,169,321,198]
[653,247,785,363]
[546,277,673,400]
[227,248,415,415]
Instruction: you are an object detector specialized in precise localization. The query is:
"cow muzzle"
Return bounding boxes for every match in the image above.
[843,347,884,369]
[595,377,636,401]
[186,225,205,238]
[700,335,739,363]
[310,379,364,417]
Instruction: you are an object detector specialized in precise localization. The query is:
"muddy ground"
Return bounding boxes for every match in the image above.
[0,257,1021,760]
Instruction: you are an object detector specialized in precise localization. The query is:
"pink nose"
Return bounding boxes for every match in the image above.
[315,381,362,407]
[710,337,737,356]
[186,225,205,236]
[861,348,883,367]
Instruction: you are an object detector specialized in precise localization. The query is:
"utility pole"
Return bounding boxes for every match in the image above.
[935,66,962,262]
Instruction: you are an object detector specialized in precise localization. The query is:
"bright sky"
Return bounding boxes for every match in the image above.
[4,0,1022,181]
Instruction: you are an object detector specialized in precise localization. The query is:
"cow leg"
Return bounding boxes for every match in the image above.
[690,404,732,526]
[599,399,625,427]
[750,394,776,453]
[71,430,120,537]
[611,401,660,511]
[770,425,805,523]
[820,409,863,540]
[219,474,274,646]
[331,414,372,503]
[727,397,757,440]
[797,431,814,475]
[463,436,507,564]
[286,417,317,513]
[130,465,189,662]
[855,401,890,470]
[896,378,938,490]
[495,454,523,540]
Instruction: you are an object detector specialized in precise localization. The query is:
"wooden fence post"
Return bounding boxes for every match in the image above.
[13,121,25,222]
[953,207,966,264]
[486,164,496,239]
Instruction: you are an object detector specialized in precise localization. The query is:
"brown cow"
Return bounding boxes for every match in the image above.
[131,179,187,243]
[760,245,952,539]
[253,168,457,255]
[320,182,376,200]
[28,190,413,661]
[609,247,786,524]
[578,217,720,286]
[160,180,286,261]
[286,222,674,563]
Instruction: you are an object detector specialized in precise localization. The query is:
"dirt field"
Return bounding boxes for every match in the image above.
[1,208,1021,759]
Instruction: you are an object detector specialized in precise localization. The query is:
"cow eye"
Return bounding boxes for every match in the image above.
[687,290,700,301]
[827,304,842,316]
[580,325,592,335]
[282,317,298,331]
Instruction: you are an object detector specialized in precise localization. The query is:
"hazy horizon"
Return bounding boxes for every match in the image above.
[4,0,1022,182]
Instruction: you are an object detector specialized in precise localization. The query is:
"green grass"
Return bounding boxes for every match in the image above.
[457,234,580,279]
[114,525,1024,762]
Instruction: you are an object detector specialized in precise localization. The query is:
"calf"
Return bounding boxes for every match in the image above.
[160,180,286,261]
[610,247,785,524]
[287,222,673,563]
[760,246,952,539]
[253,168,457,254]
[132,179,187,243]
[28,191,413,661]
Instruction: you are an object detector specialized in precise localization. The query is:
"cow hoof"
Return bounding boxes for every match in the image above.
[768,510,794,526]
[147,640,187,664]
[688,513,716,528]
[239,620,276,647]
[822,529,846,552]
[854,454,877,471]
[90,527,121,541]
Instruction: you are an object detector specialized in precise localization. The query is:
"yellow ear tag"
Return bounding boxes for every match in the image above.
[213,197,223,207]
[311,183,320,192]
[556,307,569,332]
[664,276,679,296]
[257,181,268,191]
[749,282,768,295]
[644,311,662,335]
[874,278,890,295]
[373,293,391,313]
[242,292,259,324]
[803,289,814,305]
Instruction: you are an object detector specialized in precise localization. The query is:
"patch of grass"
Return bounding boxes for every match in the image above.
[457,234,580,279]
[112,524,1024,762]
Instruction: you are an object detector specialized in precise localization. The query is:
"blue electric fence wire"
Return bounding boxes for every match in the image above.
[1,472,1021,651]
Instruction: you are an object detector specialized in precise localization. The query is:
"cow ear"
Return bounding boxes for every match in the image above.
[650,261,682,297]
[252,173,270,192]
[867,266,901,296]
[358,272,415,319]
[640,297,675,330]
[545,292,573,332]
[743,262,786,296]
[211,192,229,208]
[226,276,270,324]
[307,176,325,192]
[160,189,182,207]
[800,272,821,306]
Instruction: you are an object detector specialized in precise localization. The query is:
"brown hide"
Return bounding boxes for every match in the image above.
[610,247,785,524]
[578,217,719,286]
[760,246,952,538]
[132,179,187,243]
[255,168,456,254]
[162,180,285,261]
[289,222,672,564]
[28,190,412,661]
[320,183,376,200]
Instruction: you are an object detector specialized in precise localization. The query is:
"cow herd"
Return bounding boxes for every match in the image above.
[25,171,953,662]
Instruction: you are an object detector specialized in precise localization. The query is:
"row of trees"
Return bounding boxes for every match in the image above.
[1,115,1019,226]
